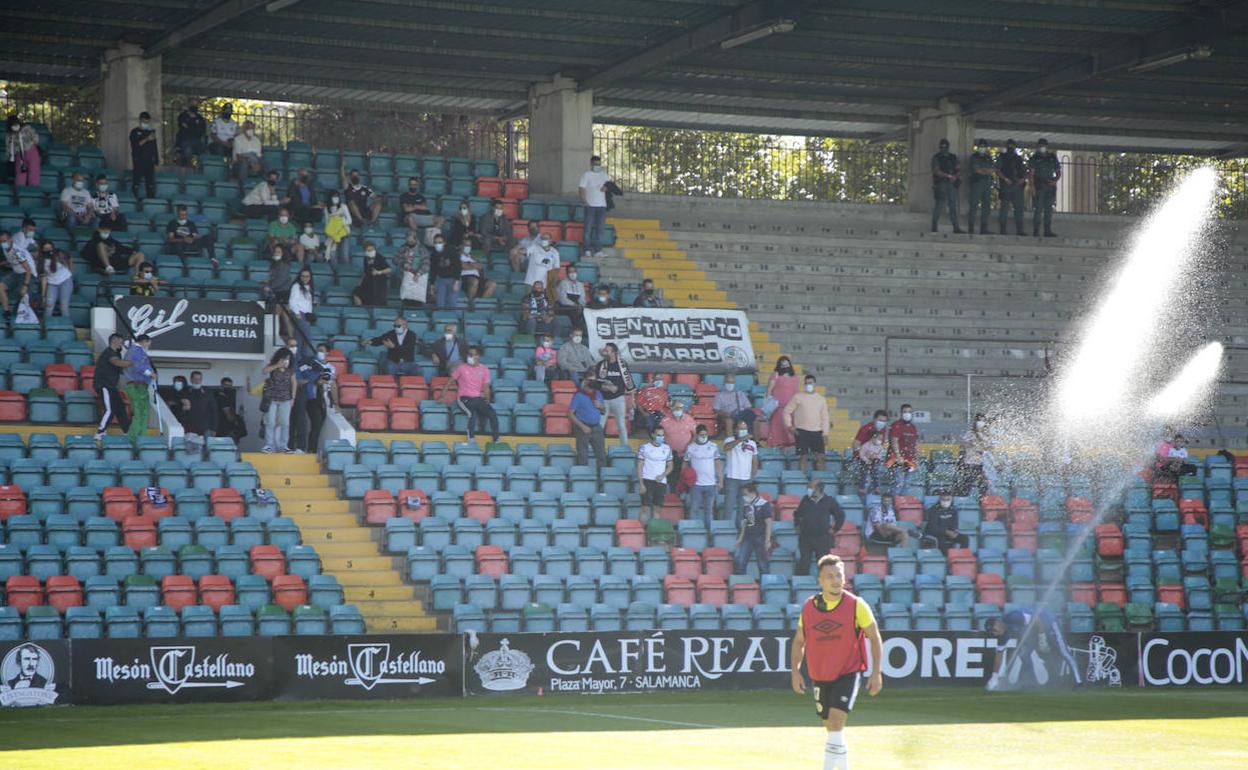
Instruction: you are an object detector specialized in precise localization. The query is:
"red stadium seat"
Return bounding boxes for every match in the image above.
[44,364,79,396]
[542,403,571,435]
[476,545,508,578]
[537,220,563,243]
[662,575,695,607]
[774,495,800,522]
[860,555,889,579]
[550,380,577,406]
[139,487,174,519]
[5,575,44,614]
[356,399,387,431]
[326,349,348,371]
[337,373,366,407]
[389,397,420,431]
[364,490,397,525]
[122,515,157,549]
[0,390,27,422]
[671,548,701,580]
[980,495,1008,522]
[894,496,924,526]
[1157,583,1185,610]
[510,219,530,241]
[399,489,430,523]
[563,221,584,243]
[210,488,246,523]
[615,520,645,551]
[398,376,429,402]
[1096,524,1124,557]
[833,522,861,559]
[0,485,28,520]
[1010,505,1038,531]
[249,545,286,581]
[658,494,685,524]
[1010,530,1037,551]
[1066,496,1093,524]
[464,491,496,524]
[45,575,83,612]
[162,575,198,611]
[975,573,1005,607]
[199,575,235,612]
[702,547,733,579]
[730,580,761,608]
[1068,582,1096,607]
[475,176,503,198]
[271,574,307,611]
[1098,582,1127,607]
[101,487,136,522]
[502,178,529,200]
[947,548,977,578]
[1179,499,1208,529]
[368,375,398,403]
[696,575,727,606]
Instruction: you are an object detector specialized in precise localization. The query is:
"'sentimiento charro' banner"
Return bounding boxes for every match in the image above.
[583,308,756,373]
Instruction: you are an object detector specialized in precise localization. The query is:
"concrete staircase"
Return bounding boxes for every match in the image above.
[607,216,856,448]
[244,452,437,633]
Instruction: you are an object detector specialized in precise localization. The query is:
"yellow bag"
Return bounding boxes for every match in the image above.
[249,379,266,397]
[325,214,349,243]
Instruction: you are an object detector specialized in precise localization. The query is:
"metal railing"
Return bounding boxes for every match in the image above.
[1058,152,1248,219]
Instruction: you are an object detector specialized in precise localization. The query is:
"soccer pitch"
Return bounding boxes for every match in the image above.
[4,688,1246,770]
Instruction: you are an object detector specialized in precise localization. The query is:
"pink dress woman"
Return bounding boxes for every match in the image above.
[767,371,798,448]
[6,119,41,187]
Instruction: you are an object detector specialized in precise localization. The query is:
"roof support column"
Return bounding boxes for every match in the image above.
[100,44,163,172]
[906,99,973,215]
[527,75,593,197]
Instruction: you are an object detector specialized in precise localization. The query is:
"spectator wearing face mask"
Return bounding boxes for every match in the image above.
[38,240,73,319]
[353,242,391,307]
[166,375,191,425]
[339,164,382,225]
[794,480,845,576]
[578,154,610,259]
[522,281,556,335]
[302,343,338,453]
[429,323,463,377]
[214,376,246,442]
[660,398,697,487]
[457,240,495,307]
[441,346,500,443]
[684,424,722,529]
[209,104,239,157]
[60,172,96,228]
[81,224,145,276]
[887,404,920,497]
[429,233,461,309]
[367,315,422,376]
[129,261,160,297]
[478,198,512,253]
[91,175,127,231]
[555,266,587,327]
[323,191,352,264]
[241,172,283,220]
[395,231,428,308]
[632,278,662,309]
[569,376,607,467]
[634,374,670,434]
[261,347,297,453]
[591,343,636,446]
[232,120,264,181]
[286,168,322,227]
[124,335,157,442]
[448,199,481,251]
[556,328,594,386]
[181,370,217,450]
[766,356,798,448]
[268,207,304,264]
[298,222,324,262]
[534,334,556,384]
[855,430,886,499]
[636,428,673,525]
[510,221,541,274]
[524,231,560,290]
[722,419,759,527]
[784,374,830,473]
[174,99,207,167]
[399,176,440,232]
[129,111,158,200]
[261,244,293,327]
[587,285,618,309]
[6,115,41,187]
[866,493,909,548]
[734,482,772,575]
[166,204,217,266]
[923,491,968,553]
[287,267,317,350]
[853,409,889,481]
[955,412,998,498]
[0,230,38,322]
[713,372,755,438]
[1154,432,1198,484]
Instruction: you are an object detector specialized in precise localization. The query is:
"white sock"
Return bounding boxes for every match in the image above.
[824,730,848,770]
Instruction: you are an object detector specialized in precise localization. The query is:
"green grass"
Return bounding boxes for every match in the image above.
[4,687,1247,769]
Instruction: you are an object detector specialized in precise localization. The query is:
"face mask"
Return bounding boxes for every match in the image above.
[567,273,577,281]
[672,410,684,419]
[331,197,340,205]
[0,242,9,252]
[365,249,377,258]
[976,420,986,429]
[99,232,111,240]
[902,412,913,422]
[267,179,278,187]
[939,500,952,509]
[177,218,187,225]
[460,208,469,216]
[98,184,108,192]
[143,271,153,279]
[279,216,289,224]
[724,383,735,392]
[272,254,282,262]
[875,419,887,429]
[73,181,85,190]
[779,362,791,371]
[543,341,553,349]
[696,435,708,444]
[462,246,472,255]
[304,226,313,234]
[141,122,151,130]
[643,288,654,295]
[591,164,602,172]
[394,324,404,332]
[467,356,478,365]
[597,295,608,303]
[434,243,444,252]
[351,177,361,186]
[653,436,665,445]
[653,380,665,389]
[24,229,35,238]
[742,496,752,505]
[808,488,819,498]
[288,345,298,354]
[494,208,503,216]
[174,382,184,391]
[805,384,815,393]
[316,351,327,362]
[190,383,202,391]
[737,428,749,438]
[572,335,582,344]
[541,239,551,248]
[444,333,454,341]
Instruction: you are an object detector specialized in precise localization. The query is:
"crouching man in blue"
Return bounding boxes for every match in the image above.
[986,607,1082,690]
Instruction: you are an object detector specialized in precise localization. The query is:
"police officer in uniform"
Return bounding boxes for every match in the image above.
[1027,138,1061,237]
[930,138,963,234]
[995,138,1026,236]
[966,138,995,235]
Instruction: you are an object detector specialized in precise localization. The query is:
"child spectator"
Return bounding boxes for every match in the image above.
[534,334,557,384]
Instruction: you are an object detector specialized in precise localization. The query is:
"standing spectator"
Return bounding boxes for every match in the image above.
[713,372,755,438]
[866,493,909,548]
[366,315,423,376]
[261,348,296,453]
[286,169,322,226]
[231,121,264,182]
[533,333,556,383]
[91,175,127,231]
[1028,137,1061,237]
[287,267,316,350]
[661,399,697,487]
[853,411,888,463]
[966,139,995,235]
[260,245,293,329]
[478,199,511,253]
[395,231,427,308]
[855,430,886,498]
[722,419,759,527]
[521,281,556,335]
[6,115,41,187]
[240,171,282,220]
[995,138,1026,236]
[59,172,96,228]
[632,278,662,309]
[923,491,968,553]
[340,166,382,225]
[458,241,495,307]
[447,200,480,250]
[734,483,772,575]
[440,346,500,443]
[794,480,845,576]
[633,375,669,434]
[301,343,337,454]
[268,208,303,263]
[887,404,920,497]
[12,218,37,256]
[129,260,160,297]
[429,323,463,377]
[81,224,145,276]
[166,376,190,427]
[955,412,997,498]
[0,230,38,319]
[123,334,156,442]
[285,336,313,454]
[766,356,798,448]
[38,240,73,319]
[323,191,352,264]
[298,223,324,263]
[166,204,216,266]
[174,99,207,167]
[784,374,830,473]
[352,242,390,307]
[209,104,239,157]
[214,376,246,443]
[92,333,132,440]
[556,327,594,386]
[636,428,673,525]
[523,232,560,289]
[399,176,439,232]
[510,220,541,274]
[429,233,460,309]
[591,343,636,446]
[588,285,618,309]
[129,111,158,201]
[578,154,610,258]
[569,377,606,467]
[931,137,963,233]
[182,371,217,450]
[684,424,722,530]
[554,265,587,328]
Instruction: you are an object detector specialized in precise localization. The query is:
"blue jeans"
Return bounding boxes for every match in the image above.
[583,206,607,254]
[382,359,422,376]
[892,465,912,497]
[688,485,718,530]
[733,532,769,575]
[722,477,747,529]
[859,459,881,498]
[435,277,458,309]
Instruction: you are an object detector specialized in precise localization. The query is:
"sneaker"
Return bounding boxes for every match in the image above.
[93,432,106,444]
[292,449,306,454]
[592,250,606,258]
[105,265,115,275]
[261,446,276,453]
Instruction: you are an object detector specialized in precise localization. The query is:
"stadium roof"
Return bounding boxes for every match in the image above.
[6,0,1248,154]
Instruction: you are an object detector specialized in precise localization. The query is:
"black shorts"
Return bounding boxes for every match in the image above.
[795,429,826,457]
[813,672,862,719]
[642,478,667,507]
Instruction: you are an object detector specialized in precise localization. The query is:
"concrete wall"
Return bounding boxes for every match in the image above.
[99,44,163,172]
[906,99,974,216]
[527,76,594,197]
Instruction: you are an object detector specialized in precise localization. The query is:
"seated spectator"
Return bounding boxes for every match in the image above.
[524,232,560,290]
[240,171,282,220]
[556,327,594,385]
[366,314,423,376]
[633,278,662,308]
[165,204,217,266]
[396,231,429,308]
[510,220,541,273]
[12,218,37,256]
[7,115,41,187]
[298,223,324,262]
[458,242,495,307]
[429,323,463,377]
[91,174,127,231]
[340,165,382,225]
[352,241,390,306]
[660,399,697,486]
[286,168,322,226]
[448,199,481,250]
[81,225,145,276]
[1154,432,1198,483]
[209,103,239,157]
[587,285,618,309]
[231,120,264,181]
[713,372,755,438]
[399,176,440,233]
[555,265,587,326]
[521,280,555,335]
[856,429,886,498]
[923,491,969,553]
[268,207,304,263]
[182,370,217,451]
[59,172,96,228]
[287,267,316,350]
[260,245,294,322]
[214,376,246,442]
[865,493,909,547]
[323,191,352,264]
[129,260,160,296]
[429,233,461,309]
[174,99,207,167]
[0,230,38,320]
[442,346,501,444]
[534,333,556,383]
[634,375,669,434]
[38,239,73,318]
[478,198,511,253]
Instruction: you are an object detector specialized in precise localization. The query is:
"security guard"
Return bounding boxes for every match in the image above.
[1027,138,1061,237]
[995,138,1026,236]
[930,138,963,233]
[966,138,995,235]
